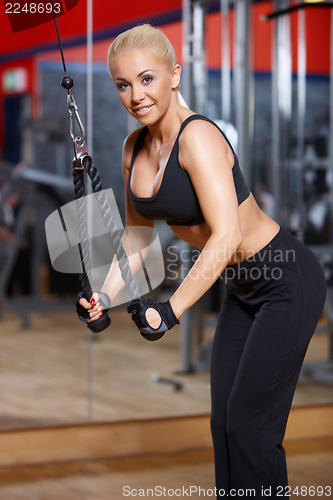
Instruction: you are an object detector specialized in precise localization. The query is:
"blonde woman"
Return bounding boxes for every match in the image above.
[79,24,326,499]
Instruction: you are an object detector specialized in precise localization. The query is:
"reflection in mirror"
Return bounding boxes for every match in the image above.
[1,12,333,431]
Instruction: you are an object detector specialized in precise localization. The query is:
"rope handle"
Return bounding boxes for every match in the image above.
[73,154,141,302]
[50,2,146,335]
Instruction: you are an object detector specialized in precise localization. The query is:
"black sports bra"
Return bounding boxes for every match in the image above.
[128,114,250,226]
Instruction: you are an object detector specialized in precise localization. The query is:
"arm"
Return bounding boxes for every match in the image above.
[80,130,154,320]
[169,120,242,319]
[130,120,243,334]
[100,225,155,303]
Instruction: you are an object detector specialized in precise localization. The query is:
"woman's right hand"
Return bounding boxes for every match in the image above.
[79,292,105,322]
[75,292,111,332]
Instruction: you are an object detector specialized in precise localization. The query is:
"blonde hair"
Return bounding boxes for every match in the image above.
[107,24,188,108]
[108,24,177,74]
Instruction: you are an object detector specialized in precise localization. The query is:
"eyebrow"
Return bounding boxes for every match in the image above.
[115,69,156,82]
[138,69,155,76]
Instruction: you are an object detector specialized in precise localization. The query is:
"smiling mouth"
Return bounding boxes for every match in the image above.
[133,104,154,116]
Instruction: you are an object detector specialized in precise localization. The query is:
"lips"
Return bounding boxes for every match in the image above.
[133,104,155,116]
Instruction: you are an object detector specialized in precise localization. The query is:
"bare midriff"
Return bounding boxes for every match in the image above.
[170,193,280,265]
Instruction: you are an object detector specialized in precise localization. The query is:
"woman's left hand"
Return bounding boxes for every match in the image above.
[127,299,179,335]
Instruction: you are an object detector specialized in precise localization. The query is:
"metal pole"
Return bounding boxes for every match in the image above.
[87,0,93,157]
[180,0,194,374]
[296,8,306,239]
[234,0,251,184]
[86,0,93,423]
[327,9,333,243]
[182,0,206,112]
[192,0,206,114]
[180,0,207,373]
[271,0,292,225]
[271,3,279,220]
[221,0,231,122]
[182,0,193,106]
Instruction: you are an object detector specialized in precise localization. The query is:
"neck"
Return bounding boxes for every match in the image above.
[147,98,186,147]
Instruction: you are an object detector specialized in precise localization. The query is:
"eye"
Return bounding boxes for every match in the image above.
[116,82,129,91]
[142,75,153,85]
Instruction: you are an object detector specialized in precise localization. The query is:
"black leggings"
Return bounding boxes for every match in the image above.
[210,227,327,499]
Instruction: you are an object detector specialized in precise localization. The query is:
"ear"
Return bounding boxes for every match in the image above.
[171,64,182,90]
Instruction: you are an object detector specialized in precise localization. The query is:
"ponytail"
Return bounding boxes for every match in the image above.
[177,91,189,109]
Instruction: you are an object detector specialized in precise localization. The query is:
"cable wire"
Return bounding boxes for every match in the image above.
[50,0,68,74]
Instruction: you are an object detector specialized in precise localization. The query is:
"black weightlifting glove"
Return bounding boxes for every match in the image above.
[127,299,179,341]
[75,291,111,333]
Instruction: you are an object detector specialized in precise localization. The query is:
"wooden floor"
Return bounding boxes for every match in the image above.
[0,307,211,429]
[0,305,332,499]
[0,307,332,430]
[0,440,332,500]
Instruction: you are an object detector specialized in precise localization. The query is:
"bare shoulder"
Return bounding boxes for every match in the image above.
[180,118,229,148]
[178,118,231,170]
[122,127,144,173]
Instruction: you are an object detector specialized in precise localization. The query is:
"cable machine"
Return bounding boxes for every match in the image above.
[264,0,333,382]
[179,0,333,379]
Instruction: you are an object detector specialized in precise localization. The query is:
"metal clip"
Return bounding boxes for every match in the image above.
[67,91,86,143]
[72,137,92,171]
[65,90,90,170]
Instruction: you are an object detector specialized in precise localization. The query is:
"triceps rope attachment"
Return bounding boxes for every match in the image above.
[50,0,141,310]
[60,75,141,301]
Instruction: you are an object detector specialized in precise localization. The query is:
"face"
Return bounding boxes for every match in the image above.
[110,50,181,124]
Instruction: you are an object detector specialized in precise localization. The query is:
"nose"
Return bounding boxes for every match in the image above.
[131,84,145,104]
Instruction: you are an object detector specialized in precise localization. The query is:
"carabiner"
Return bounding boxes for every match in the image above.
[72,137,91,171]
[67,90,86,143]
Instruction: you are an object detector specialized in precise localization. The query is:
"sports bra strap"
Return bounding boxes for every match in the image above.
[129,114,236,173]
[176,114,236,157]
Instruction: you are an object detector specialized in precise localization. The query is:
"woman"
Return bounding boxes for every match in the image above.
[79,24,327,498]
